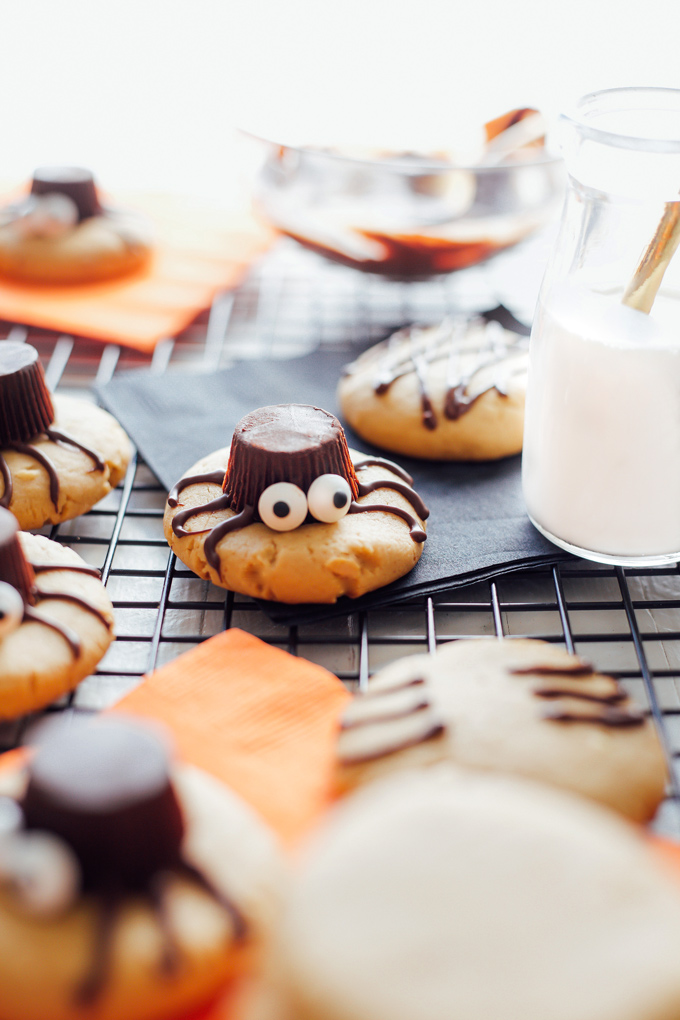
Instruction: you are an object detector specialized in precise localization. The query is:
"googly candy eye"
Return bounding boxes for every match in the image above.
[307,474,353,523]
[0,830,81,917]
[0,581,24,642]
[258,482,308,532]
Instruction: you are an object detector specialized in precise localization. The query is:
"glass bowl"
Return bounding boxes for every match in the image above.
[241,112,565,280]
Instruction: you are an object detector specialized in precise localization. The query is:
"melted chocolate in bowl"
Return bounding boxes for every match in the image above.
[252,108,562,280]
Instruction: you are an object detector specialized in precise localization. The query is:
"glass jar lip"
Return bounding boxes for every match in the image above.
[560,87,680,154]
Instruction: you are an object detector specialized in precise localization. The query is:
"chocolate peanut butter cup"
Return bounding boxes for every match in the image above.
[31,166,103,222]
[0,343,54,445]
[22,718,185,892]
[0,506,35,604]
[224,404,360,512]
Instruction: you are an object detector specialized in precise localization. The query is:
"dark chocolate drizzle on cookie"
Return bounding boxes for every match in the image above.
[508,659,645,728]
[168,406,429,573]
[343,312,529,428]
[0,344,105,512]
[20,718,246,1005]
[0,506,112,657]
[338,675,445,765]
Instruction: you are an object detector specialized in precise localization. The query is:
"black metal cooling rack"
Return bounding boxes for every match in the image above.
[2,237,680,839]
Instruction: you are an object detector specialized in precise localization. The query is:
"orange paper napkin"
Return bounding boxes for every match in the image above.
[0,190,275,352]
[111,628,350,844]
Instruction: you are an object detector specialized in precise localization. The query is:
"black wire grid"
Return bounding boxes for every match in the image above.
[2,238,680,839]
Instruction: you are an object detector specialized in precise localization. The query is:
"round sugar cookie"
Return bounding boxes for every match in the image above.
[0,723,283,1020]
[1,395,131,530]
[0,530,115,718]
[336,637,668,822]
[338,316,528,460]
[164,405,428,604]
[0,167,152,285]
[246,769,680,1020]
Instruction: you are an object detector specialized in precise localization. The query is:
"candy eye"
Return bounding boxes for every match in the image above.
[258,482,308,532]
[0,830,81,917]
[0,582,23,642]
[307,474,353,523]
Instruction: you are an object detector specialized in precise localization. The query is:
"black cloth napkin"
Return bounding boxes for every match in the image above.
[97,348,569,625]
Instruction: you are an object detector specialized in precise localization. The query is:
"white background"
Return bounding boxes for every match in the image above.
[0,0,677,202]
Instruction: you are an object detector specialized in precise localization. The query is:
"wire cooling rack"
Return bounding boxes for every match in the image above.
[2,237,680,839]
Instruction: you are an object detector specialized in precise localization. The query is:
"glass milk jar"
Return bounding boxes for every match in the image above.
[522,87,680,565]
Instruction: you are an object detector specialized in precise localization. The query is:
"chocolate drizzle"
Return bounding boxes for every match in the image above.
[167,469,226,508]
[349,500,427,542]
[344,314,529,428]
[34,590,112,630]
[357,478,429,521]
[0,506,117,658]
[338,677,445,765]
[31,562,102,578]
[542,705,645,728]
[0,343,105,512]
[204,506,255,570]
[22,605,81,658]
[353,457,413,484]
[508,660,645,729]
[45,429,105,473]
[21,718,247,1005]
[168,406,428,575]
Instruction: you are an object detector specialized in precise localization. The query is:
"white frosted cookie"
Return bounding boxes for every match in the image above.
[336,637,667,822]
[246,769,680,1020]
[0,525,115,718]
[0,167,152,285]
[164,405,428,604]
[337,315,528,460]
[0,717,284,1020]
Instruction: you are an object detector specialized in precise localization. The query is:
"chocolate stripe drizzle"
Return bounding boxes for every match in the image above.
[353,457,413,484]
[23,606,81,658]
[344,315,528,428]
[348,500,426,542]
[45,429,105,472]
[542,706,645,728]
[204,507,256,570]
[341,700,431,729]
[167,469,226,508]
[508,661,645,728]
[0,432,105,511]
[31,562,102,578]
[35,590,112,630]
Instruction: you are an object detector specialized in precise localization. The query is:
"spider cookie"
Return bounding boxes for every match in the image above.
[245,769,680,1020]
[0,167,153,284]
[338,314,528,460]
[0,715,283,1020]
[0,342,131,530]
[336,637,667,822]
[0,508,115,718]
[164,404,428,604]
